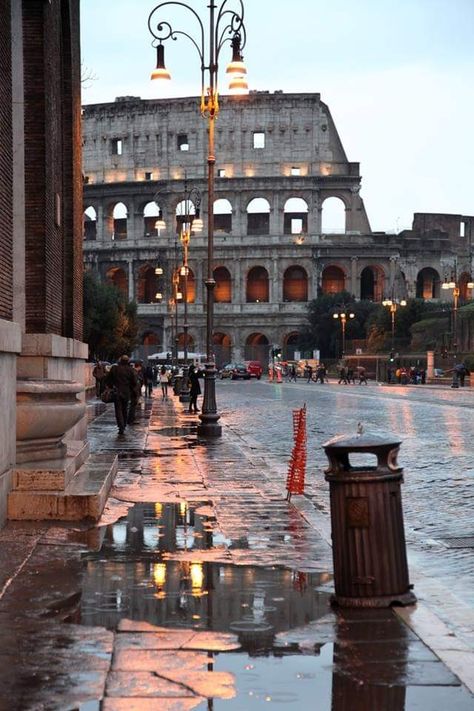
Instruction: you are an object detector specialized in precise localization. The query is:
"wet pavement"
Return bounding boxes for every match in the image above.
[0,380,473,709]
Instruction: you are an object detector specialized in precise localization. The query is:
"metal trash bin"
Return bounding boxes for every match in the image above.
[323,432,416,608]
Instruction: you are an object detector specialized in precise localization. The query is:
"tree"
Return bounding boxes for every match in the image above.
[302,292,378,358]
[83,271,138,361]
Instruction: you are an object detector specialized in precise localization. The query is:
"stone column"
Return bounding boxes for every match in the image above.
[389,256,397,294]
[271,257,279,303]
[128,259,135,301]
[350,257,359,298]
[233,260,242,305]
[96,202,105,242]
[269,193,280,237]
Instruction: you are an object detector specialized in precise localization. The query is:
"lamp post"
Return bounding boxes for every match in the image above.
[441,268,473,371]
[178,178,202,403]
[333,309,355,358]
[172,267,183,370]
[382,296,407,352]
[148,0,248,438]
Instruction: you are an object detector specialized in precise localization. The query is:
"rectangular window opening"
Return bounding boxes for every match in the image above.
[217,168,226,178]
[177,134,189,151]
[460,221,465,237]
[253,131,265,149]
[291,218,303,235]
[111,138,123,155]
[145,172,153,181]
[291,166,301,176]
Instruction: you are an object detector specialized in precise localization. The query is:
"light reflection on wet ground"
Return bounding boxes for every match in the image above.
[80,502,330,645]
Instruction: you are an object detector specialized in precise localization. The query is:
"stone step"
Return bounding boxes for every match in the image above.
[8,453,118,521]
[12,441,90,492]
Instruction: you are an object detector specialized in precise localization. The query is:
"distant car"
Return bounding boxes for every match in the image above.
[219,363,251,380]
[245,360,263,379]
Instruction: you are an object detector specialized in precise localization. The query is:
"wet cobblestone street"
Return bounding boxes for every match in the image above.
[0,380,473,709]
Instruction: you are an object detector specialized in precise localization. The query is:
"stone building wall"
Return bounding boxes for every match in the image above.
[82,93,473,363]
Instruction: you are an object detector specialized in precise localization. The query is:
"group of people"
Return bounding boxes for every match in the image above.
[304,362,329,384]
[387,366,426,385]
[93,357,203,435]
[337,364,367,385]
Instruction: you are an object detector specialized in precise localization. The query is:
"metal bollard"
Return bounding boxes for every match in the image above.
[323,432,416,608]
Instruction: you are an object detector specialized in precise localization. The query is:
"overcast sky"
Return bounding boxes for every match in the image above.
[80,0,474,232]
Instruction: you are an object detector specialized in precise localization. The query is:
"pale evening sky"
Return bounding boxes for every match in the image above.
[80,0,474,233]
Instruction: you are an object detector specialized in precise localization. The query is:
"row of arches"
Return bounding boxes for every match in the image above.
[84,196,348,240]
[107,264,309,304]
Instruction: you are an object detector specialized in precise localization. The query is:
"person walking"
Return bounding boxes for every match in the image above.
[92,360,106,397]
[188,364,201,413]
[159,365,169,400]
[358,365,368,385]
[144,363,154,397]
[105,355,139,435]
[288,363,297,382]
[305,361,313,383]
[338,365,348,385]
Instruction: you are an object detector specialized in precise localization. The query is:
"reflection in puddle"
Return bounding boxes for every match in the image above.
[80,503,330,654]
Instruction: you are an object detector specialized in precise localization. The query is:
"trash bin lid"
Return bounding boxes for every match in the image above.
[323,431,403,476]
[322,432,401,453]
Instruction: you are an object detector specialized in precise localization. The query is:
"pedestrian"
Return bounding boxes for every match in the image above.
[105,354,139,435]
[305,361,313,383]
[188,363,201,413]
[338,365,348,385]
[145,362,154,397]
[346,366,355,384]
[455,362,468,387]
[315,364,325,384]
[358,365,367,385]
[92,360,106,397]
[159,365,169,400]
[288,363,297,382]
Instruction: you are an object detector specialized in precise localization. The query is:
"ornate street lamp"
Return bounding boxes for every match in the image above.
[441,269,473,357]
[178,178,202,403]
[382,296,407,351]
[148,0,248,437]
[333,309,355,358]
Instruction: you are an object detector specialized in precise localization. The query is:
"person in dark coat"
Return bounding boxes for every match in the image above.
[188,364,201,413]
[105,355,139,435]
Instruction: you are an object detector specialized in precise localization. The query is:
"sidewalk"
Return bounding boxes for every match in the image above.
[0,392,473,709]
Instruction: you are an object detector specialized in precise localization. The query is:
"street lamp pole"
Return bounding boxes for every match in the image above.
[148,0,248,437]
[382,296,407,352]
[333,309,354,358]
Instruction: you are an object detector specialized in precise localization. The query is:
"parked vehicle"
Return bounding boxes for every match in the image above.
[219,363,251,380]
[245,360,263,379]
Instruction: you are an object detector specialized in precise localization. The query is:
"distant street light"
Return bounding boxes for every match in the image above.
[382,296,407,351]
[333,309,355,357]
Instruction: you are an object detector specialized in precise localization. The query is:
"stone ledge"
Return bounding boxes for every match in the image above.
[8,453,118,521]
[0,319,22,354]
[21,333,88,360]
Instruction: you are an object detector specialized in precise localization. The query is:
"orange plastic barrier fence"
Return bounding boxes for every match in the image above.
[286,403,307,500]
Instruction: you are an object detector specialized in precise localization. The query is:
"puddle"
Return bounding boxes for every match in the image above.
[73,502,474,710]
[79,502,330,652]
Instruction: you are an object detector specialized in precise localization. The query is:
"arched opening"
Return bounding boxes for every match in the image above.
[176,332,195,349]
[283,197,308,236]
[83,206,97,240]
[137,265,158,303]
[284,332,300,360]
[246,266,269,303]
[214,198,232,233]
[247,197,270,235]
[112,202,128,240]
[176,199,198,235]
[214,266,232,303]
[283,266,308,302]
[179,267,195,303]
[321,266,345,295]
[213,332,232,368]
[142,332,160,346]
[105,267,128,297]
[360,266,385,302]
[416,268,440,299]
[143,201,161,237]
[321,196,346,234]
[459,272,473,301]
[245,332,270,364]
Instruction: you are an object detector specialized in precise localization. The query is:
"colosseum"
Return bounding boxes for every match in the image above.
[82,91,473,364]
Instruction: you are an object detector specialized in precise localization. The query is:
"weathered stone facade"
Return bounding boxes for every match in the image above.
[82,92,473,363]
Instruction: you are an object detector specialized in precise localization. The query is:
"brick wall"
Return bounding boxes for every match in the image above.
[0,0,13,321]
[23,0,82,338]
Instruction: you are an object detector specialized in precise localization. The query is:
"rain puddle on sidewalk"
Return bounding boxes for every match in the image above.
[75,502,474,709]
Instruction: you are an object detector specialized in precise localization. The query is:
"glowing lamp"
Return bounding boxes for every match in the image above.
[155,292,163,301]
[228,74,248,94]
[155,266,163,275]
[151,44,171,81]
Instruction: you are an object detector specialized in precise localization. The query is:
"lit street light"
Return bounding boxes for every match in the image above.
[148,1,248,438]
[333,309,355,357]
[382,296,407,352]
